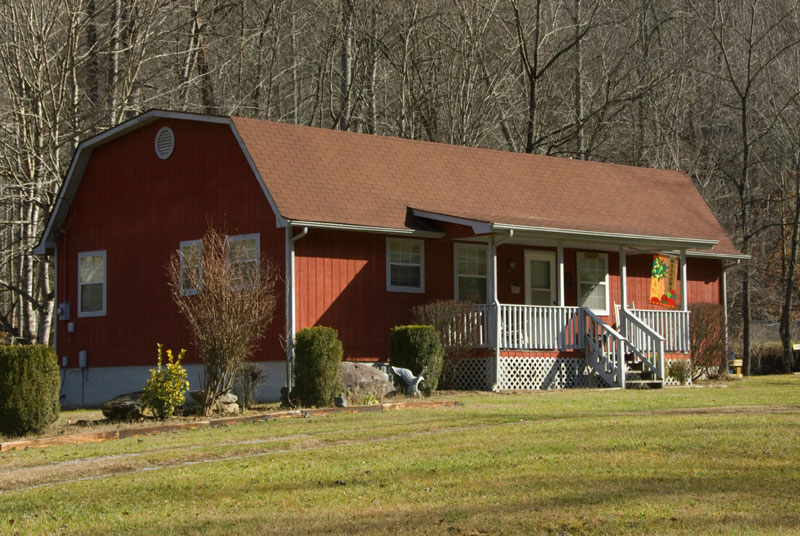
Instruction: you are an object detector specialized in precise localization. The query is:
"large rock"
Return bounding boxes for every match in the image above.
[215,401,240,415]
[217,392,238,404]
[185,390,240,415]
[102,391,144,421]
[341,362,396,399]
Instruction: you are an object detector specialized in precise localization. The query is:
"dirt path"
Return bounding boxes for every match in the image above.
[2,403,797,495]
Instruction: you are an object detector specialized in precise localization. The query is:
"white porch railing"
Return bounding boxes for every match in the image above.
[629,309,690,353]
[498,305,583,351]
[620,308,666,381]
[459,303,673,388]
[446,304,493,348]
[583,308,626,388]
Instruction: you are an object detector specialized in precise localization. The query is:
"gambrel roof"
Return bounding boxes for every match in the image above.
[36,110,743,258]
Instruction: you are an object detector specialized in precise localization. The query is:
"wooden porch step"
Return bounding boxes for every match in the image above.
[625,361,645,373]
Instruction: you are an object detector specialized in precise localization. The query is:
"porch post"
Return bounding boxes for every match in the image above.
[722,265,729,358]
[557,245,565,306]
[489,235,500,389]
[619,246,627,308]
[680,248,688,311]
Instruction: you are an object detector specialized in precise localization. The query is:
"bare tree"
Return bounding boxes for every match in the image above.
[167,227,278,416]
[691,0,800,374]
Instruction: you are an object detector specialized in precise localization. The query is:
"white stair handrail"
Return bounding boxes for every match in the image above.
[620,307,666,381]
[583,307,626,388]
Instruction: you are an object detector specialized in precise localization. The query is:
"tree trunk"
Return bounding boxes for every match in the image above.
[366,5,377,135]
[780,165,800,372]
[338,0,353,131]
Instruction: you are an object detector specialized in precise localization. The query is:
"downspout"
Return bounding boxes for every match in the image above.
[491,229,513,391]
[285,224,308,392]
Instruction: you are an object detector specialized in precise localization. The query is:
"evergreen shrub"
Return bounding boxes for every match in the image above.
[292,327,343,407]
[0,345,60,437]
[389,325,443,395]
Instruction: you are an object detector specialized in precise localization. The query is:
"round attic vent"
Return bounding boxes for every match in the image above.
[154,127,175,160]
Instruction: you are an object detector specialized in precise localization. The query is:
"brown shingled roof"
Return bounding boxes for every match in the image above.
[232,116,740,256]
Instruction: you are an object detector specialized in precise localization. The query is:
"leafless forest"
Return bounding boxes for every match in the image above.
[1,0,798,374]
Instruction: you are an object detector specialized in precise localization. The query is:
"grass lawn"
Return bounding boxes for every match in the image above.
[1,376,799,535]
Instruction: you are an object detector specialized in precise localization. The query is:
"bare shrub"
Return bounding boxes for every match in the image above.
[233,362,268,410]
[667,359,692,385]
[690,303,726,381]
[167,227,278,416]
[412,300,482,389]
[750,342,787,375]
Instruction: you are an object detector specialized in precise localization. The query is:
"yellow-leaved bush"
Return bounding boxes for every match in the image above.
[142,344,189,419]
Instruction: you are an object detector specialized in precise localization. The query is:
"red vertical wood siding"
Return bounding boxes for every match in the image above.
[56,119,285,367]
[623,254,722,308]
[294,230,457,360]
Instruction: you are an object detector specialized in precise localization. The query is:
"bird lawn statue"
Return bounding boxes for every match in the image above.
[391,366,427,396]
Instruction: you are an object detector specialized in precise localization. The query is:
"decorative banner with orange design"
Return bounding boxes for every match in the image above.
[650,254,679,308]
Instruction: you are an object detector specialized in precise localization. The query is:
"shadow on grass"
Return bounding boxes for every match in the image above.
[68,468,800,535]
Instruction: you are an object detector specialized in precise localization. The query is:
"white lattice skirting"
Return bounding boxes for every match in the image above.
[497,357,602,390]
[450,356,693,391]
[450,357,603,391]
[450,358,492,390]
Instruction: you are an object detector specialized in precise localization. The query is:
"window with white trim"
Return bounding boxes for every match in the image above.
[226,233,260,289]
[577,252,609,315]
[455,244,488,304]
[386,238,424,293]
[78,250,106,317]
[179,240,202,295]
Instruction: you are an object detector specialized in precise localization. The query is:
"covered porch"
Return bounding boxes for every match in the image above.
[418,210,719,390]
[463,303,689,389]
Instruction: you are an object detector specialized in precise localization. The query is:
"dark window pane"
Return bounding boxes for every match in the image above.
[81,283,103,312]
[458,276,486,303]
[390,264,421,288]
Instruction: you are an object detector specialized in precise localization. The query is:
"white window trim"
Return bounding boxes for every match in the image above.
[386,237,425,293]
[453,243,489,303]
[226,233,260,289]
[179,239,202,296]
[77,250,107,318]
[577,251,609,316]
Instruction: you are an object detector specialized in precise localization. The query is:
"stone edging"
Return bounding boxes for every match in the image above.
[0,400,462,452]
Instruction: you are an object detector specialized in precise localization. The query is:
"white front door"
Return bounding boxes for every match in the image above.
[524,250,557,306]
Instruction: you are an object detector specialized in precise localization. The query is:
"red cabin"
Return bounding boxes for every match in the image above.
[34,111,745,406]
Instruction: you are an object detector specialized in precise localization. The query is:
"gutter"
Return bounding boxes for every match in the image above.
[286,219,444,238]
[491,223,718,250]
